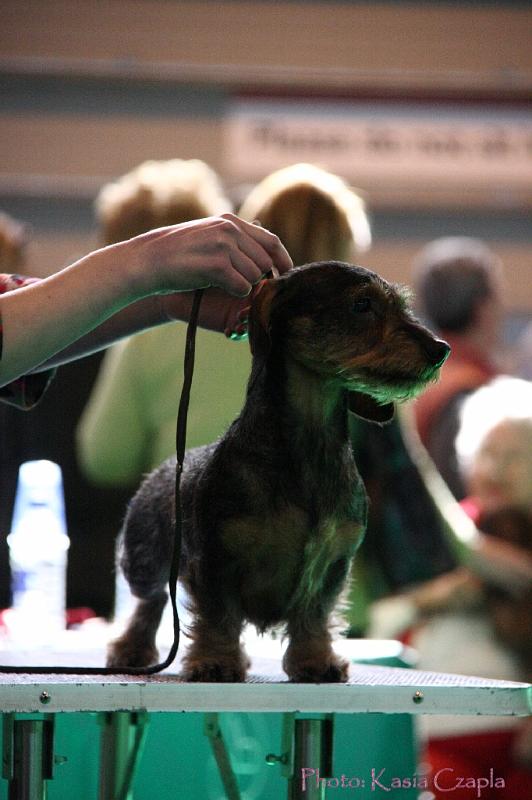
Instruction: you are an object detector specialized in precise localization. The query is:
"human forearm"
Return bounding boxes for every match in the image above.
[35,293,165,370]
[0,243,142,384]
[33,288,249,372]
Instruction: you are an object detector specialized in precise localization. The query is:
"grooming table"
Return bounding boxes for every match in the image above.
[0,640,530,800]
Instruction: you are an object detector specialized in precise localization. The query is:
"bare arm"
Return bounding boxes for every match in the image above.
[0,214,292,385]
[38,285,254,370]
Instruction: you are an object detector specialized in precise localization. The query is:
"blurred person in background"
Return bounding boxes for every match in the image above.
[513,320,532,381]
[455,378,532,692]
[457,376,532,529]
[372,376,532,799]
[237,162,372,265]
[77,159,254,486]
[412,237,504,499]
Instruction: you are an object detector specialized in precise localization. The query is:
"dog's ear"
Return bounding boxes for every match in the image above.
[248,279,279,358]
[347,391,395,424]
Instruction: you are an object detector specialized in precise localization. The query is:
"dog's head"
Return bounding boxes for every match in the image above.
[249,261,450,424]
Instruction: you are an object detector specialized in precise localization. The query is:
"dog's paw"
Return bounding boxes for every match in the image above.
[181,654,249,682]
[106,635,159,669]
[285,655,350,683]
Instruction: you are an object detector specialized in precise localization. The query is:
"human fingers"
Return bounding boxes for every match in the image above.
[223,281,268,340]
[136,218,254,297]
[229,245,266,289]
[202,230,268,297]
[225,313,249,341]
[132,215,289,299]
[203,256,253,298]
[221,213,293,274]
[178,216,270,295]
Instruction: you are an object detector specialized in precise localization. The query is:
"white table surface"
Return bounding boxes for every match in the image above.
[0,637,530,717]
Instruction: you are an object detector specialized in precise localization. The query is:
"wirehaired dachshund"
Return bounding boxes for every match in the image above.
[107,261,450,682]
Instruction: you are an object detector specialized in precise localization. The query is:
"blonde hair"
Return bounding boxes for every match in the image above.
[238,163,371,265]
[96,159,231,244]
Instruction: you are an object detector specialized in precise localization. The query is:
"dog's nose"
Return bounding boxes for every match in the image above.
[429,338,451,368]
[407,325,451,367]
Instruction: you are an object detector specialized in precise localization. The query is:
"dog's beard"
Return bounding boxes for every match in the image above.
[345,364,441,404]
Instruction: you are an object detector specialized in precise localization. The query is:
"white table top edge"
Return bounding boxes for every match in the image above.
[1,667,530,716]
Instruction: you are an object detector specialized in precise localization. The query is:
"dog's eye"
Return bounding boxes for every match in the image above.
[352,298,371,313]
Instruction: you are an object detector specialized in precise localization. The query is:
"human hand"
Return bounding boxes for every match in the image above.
[411,568,483,615]
[127,213,292,299]
[472,532,532,595]
[160,280,267,338]
[221,279,268,340]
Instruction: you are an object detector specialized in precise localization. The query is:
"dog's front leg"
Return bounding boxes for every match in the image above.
[283,615,349,683]
[182,609,250,682]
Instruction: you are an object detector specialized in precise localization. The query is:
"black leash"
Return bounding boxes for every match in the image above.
[0,289,204,675]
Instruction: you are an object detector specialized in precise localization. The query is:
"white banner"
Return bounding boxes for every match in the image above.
[225,100,532,193]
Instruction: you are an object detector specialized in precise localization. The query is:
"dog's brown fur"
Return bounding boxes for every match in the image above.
[107,262,449,682]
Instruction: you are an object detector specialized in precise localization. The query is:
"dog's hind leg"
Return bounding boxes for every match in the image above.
[106,591,168,668]
[106,470,174,668]
[181,606,250,682]
[283,614,349,683]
